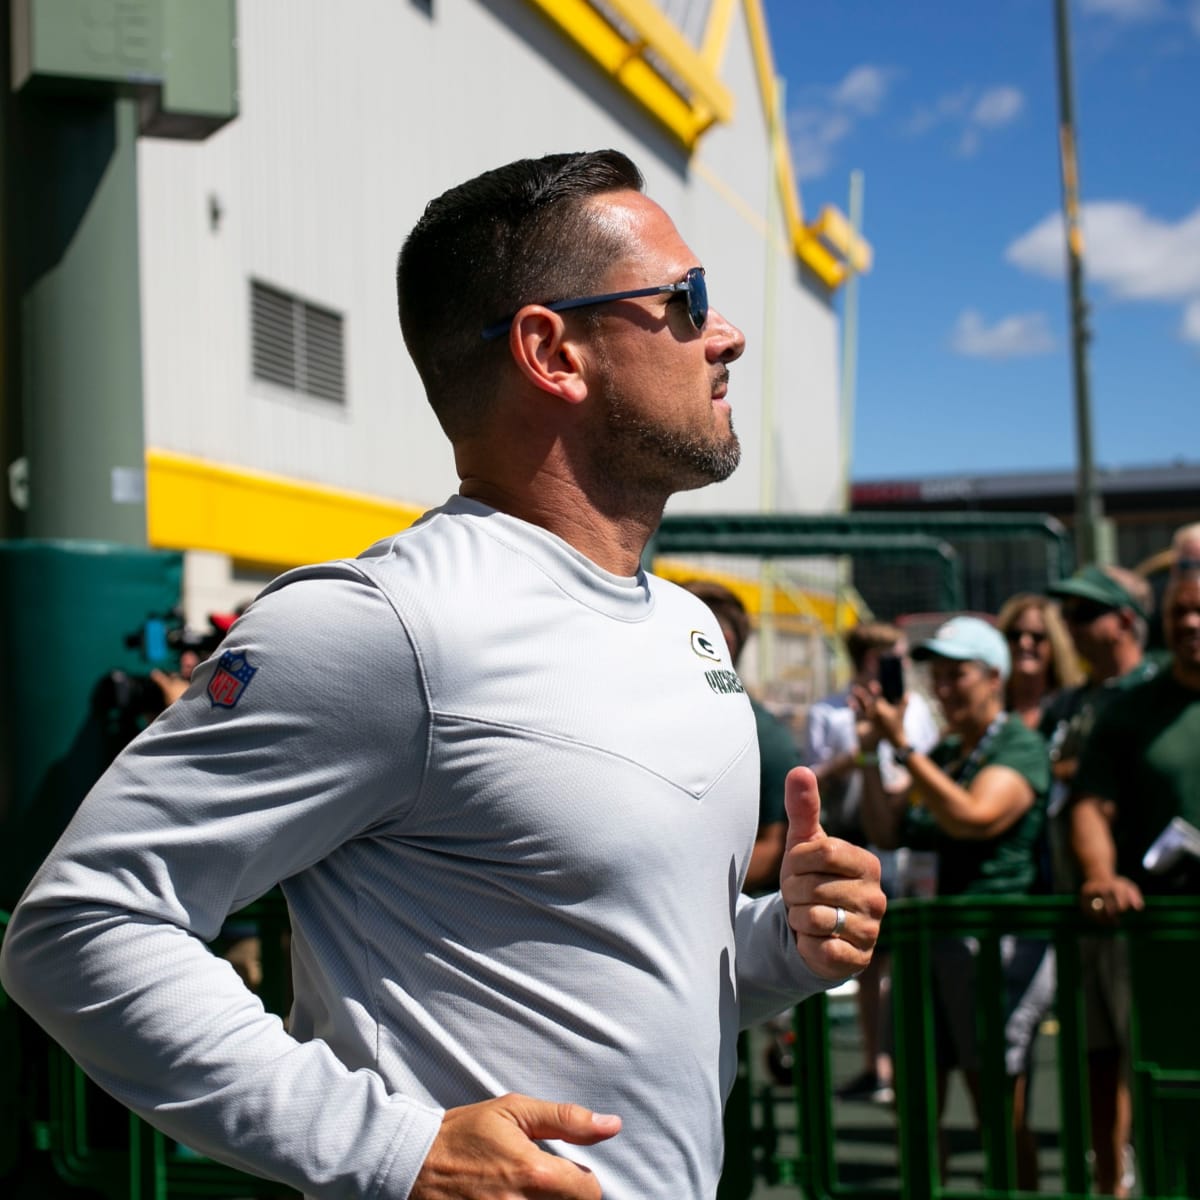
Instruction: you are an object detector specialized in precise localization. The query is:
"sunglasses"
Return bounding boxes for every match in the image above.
[1062,600,1116,624]
[1006,628,1048,645]
[482,267,707,341]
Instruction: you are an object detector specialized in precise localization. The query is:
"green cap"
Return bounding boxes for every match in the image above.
[1047,564,1147,620]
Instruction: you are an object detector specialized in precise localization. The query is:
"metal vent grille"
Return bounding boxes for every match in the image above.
[251,280,345,404]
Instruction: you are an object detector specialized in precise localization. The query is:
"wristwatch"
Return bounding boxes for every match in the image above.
[892,742,914,766]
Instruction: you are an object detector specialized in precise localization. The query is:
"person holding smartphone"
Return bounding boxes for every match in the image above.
[806,622,938,1103]
[854,615,1051,1191]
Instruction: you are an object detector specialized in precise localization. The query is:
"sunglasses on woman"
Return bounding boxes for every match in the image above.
[482,267,707,341]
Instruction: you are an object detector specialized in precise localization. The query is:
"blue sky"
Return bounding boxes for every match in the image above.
[760,0,1200,481]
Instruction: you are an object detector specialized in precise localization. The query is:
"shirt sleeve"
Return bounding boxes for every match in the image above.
[0,565,443,1200]
[804,701,837,765]
[733,893,840,1027]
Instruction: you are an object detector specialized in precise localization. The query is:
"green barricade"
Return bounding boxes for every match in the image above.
[8,896,1200,1198]
[763,895,1200,1200]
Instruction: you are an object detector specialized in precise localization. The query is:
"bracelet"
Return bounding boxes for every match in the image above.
[853,751,878,768]
[892,743,914,766]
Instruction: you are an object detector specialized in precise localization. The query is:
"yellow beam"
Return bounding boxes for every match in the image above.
[740,0,871,289]
[525,0,730,146]
[146,448,424,570]
[700,0,737,67]
[602,0,734,121]
[812,204,873,274]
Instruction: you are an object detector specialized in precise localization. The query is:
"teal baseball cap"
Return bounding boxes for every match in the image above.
[912,615,1011,682]
[1046,564,1148,620]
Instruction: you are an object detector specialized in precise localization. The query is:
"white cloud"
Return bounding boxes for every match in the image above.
[957,128,982,158]
[1182,300,1200,344]
[786,65,898,181]
[905,85,1025,155]
[1080,0,1167,20]
[950,310,1056,358]
[1006,202,1200,301]
[972,86,1025,129]
[832,65,892,114]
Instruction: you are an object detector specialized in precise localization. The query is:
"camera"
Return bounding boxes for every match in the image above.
[94,609,232,721]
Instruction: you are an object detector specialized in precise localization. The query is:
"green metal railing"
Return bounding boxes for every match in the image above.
[1,897,297,1199]
[7,897,1198,1199]
[783,896,1200,1200]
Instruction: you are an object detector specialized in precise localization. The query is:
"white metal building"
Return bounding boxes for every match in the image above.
[133,0,868,621]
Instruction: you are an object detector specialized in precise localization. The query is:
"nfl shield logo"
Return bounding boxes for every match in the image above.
[208,650,258,709]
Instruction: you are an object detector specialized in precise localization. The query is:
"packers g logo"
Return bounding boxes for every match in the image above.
[690,630,722,662]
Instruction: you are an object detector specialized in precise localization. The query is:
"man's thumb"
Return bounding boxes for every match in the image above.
[783,766,825,853]
[509,1097,622,1145]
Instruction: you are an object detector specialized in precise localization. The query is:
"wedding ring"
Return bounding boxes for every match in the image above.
[1090,896,1105,912]
[831,906,847,938]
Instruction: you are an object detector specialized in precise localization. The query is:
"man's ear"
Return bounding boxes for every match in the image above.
[506,307,589,405]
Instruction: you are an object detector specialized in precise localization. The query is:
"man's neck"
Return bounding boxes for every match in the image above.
[457,474,664,577]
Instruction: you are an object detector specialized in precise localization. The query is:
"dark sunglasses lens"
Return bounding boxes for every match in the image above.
[1007,629,1047,644]
[687,269,708,330]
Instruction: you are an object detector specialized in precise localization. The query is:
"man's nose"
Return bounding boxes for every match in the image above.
[706,307,745,363]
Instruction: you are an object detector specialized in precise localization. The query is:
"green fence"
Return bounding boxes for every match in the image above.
[1,897,297,1200]
[6,896,1198,1198]
[775,896,1200,1200]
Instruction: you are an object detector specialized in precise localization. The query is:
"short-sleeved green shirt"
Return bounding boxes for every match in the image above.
[752,699,797,828]
[1072,671,1200,893]
[901,714,1050,896]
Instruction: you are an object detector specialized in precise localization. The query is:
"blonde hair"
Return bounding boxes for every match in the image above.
[996,593,1085,693]
[1171,522,1200,581]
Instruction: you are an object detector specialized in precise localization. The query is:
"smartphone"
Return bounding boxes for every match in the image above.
[879,652,905,704]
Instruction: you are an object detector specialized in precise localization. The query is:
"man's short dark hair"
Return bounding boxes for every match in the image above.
[843,622,901,672]
[396,150,644,439]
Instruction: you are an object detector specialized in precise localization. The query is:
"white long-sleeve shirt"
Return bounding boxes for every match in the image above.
[2,497,833,1200]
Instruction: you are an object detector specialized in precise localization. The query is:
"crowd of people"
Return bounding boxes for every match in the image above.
[791,520,1200,1196]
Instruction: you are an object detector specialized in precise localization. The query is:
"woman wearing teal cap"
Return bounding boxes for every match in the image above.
[854,614,1052,1192]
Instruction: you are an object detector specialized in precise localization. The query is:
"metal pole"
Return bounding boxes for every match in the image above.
[1054,0,1105,566]
[758,76,785,685]
[838,170,864,514]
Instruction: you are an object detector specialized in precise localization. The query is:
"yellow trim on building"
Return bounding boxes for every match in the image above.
[740,0,871,288]
[525,0,872,289]
[524,0,732,146]
[146,450,862,634]
[145,448,424,570]
[654,558,862,636]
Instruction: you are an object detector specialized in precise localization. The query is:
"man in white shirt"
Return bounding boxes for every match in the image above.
[1,150,885,1200]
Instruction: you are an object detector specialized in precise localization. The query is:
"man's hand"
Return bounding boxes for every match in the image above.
[411,1092,621,1200]
[779,767,886,979]
[1080,875,1144,923]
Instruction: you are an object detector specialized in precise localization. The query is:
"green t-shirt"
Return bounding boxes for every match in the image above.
[1073,670,1200,894]
[752,699,797,828]
[1039,655,1161,762]
[900,714,1050,896]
